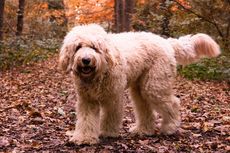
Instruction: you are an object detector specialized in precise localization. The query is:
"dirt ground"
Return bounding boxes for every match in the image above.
[0,56,229,152]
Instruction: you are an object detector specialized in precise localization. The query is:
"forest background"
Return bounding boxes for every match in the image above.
[0,1,229,152]
[0,0,229,80]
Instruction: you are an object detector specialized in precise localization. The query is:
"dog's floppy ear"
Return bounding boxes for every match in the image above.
[104,48,115,67]
[102,42,120,68]
[95,37,117,67]
[59,43,77,73]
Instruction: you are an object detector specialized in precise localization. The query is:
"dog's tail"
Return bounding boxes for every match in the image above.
[168,33,221,65]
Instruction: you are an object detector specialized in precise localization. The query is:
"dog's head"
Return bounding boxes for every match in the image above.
[59,24,115,82]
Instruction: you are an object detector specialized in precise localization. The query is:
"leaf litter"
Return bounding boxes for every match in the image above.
[0,55,229,152]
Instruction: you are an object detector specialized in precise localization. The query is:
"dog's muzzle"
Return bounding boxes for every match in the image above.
[77,66,96,76]
[75,56,97,78]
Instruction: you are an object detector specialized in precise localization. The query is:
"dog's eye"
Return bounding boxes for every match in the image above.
[91,45,97,50]
[91,45,101,53]
[75,45,82,52]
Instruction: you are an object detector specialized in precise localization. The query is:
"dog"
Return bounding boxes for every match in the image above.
[59,24,220,144]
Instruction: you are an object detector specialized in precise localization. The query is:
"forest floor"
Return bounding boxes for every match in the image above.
[0,55,229,153]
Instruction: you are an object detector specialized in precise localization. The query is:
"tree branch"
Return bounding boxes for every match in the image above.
[172,0,224,37]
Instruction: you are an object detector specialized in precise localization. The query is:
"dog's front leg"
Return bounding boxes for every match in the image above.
[70,100,100,145]
[100,95,123,138]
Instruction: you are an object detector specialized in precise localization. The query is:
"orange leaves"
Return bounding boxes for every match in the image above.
[32,2,66,26]
[64,0,191,26]
[170,5,178,12]
[171,0,191,12]
[138,0,147,5]
[65,0,114,25]
[40,3,48,9]
[106,0,114,7]
[177,0,190,8]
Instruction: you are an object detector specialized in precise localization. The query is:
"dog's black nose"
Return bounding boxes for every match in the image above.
[82,57,91,65]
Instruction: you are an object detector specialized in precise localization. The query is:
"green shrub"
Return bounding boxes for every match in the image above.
[178,55,230,81]
[0,38,61,70]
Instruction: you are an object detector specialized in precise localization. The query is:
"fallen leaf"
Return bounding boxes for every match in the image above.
[57,107,66,116]
[192,133,202,137]
[0,137,10,148]
[138,139,149,145]
[202,122,214,132]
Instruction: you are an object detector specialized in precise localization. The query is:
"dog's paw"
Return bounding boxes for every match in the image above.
[129,125,155,136]
[160,123,178,135]
[69,134,99,145]
[100,131,119,138]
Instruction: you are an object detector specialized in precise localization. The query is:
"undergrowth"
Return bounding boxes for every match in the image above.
[0,38,61,70]
[178,54,230,81]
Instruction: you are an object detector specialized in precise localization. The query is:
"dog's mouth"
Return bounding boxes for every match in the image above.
[77,66,96,76]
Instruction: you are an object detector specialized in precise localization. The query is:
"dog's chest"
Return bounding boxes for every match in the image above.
[77,82,111,101]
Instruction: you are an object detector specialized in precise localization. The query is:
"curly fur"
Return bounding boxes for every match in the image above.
[59,24,220,145]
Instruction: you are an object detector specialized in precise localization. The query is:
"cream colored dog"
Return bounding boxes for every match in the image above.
[59,24,220,144]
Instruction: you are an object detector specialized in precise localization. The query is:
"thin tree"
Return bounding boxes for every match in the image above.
[160,0,172,37]
[124,0,135,31]
[0,0,5,40]
[115,0,124,32]
[115,0,135,32]
[16,0,25,36]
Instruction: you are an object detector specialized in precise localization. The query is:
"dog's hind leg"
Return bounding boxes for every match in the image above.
[100,95,123,138]
[129,84,156,136]
[140,64,181,135]
[157,95,181,135]
[70,99,100,145]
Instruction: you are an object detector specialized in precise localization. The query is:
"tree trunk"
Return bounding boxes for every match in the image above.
[161,0,171,37]
[115,0,135,32]
[161,14,171,37]
[124,0,135,31]
[0,0,5,41]
[115,0,123,32]
[16,0,25,36]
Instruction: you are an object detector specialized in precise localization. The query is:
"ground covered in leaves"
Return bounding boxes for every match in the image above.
[0,56,229,153]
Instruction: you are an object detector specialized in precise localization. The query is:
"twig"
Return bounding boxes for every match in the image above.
[171,0,224,37]
[4,19,28,42]
[4,20,17,33]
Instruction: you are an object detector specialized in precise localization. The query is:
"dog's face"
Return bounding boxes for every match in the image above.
[72,44,105,81]
[59,41,114,83]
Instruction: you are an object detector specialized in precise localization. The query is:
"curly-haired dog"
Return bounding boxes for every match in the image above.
[59,24,220,144]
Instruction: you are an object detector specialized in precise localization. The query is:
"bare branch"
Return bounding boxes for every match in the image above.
[172,0,224,37]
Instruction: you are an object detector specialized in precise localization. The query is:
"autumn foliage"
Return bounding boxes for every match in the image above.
[0,0,229,80]
[0,1,229,152]
[65,0,114,26]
